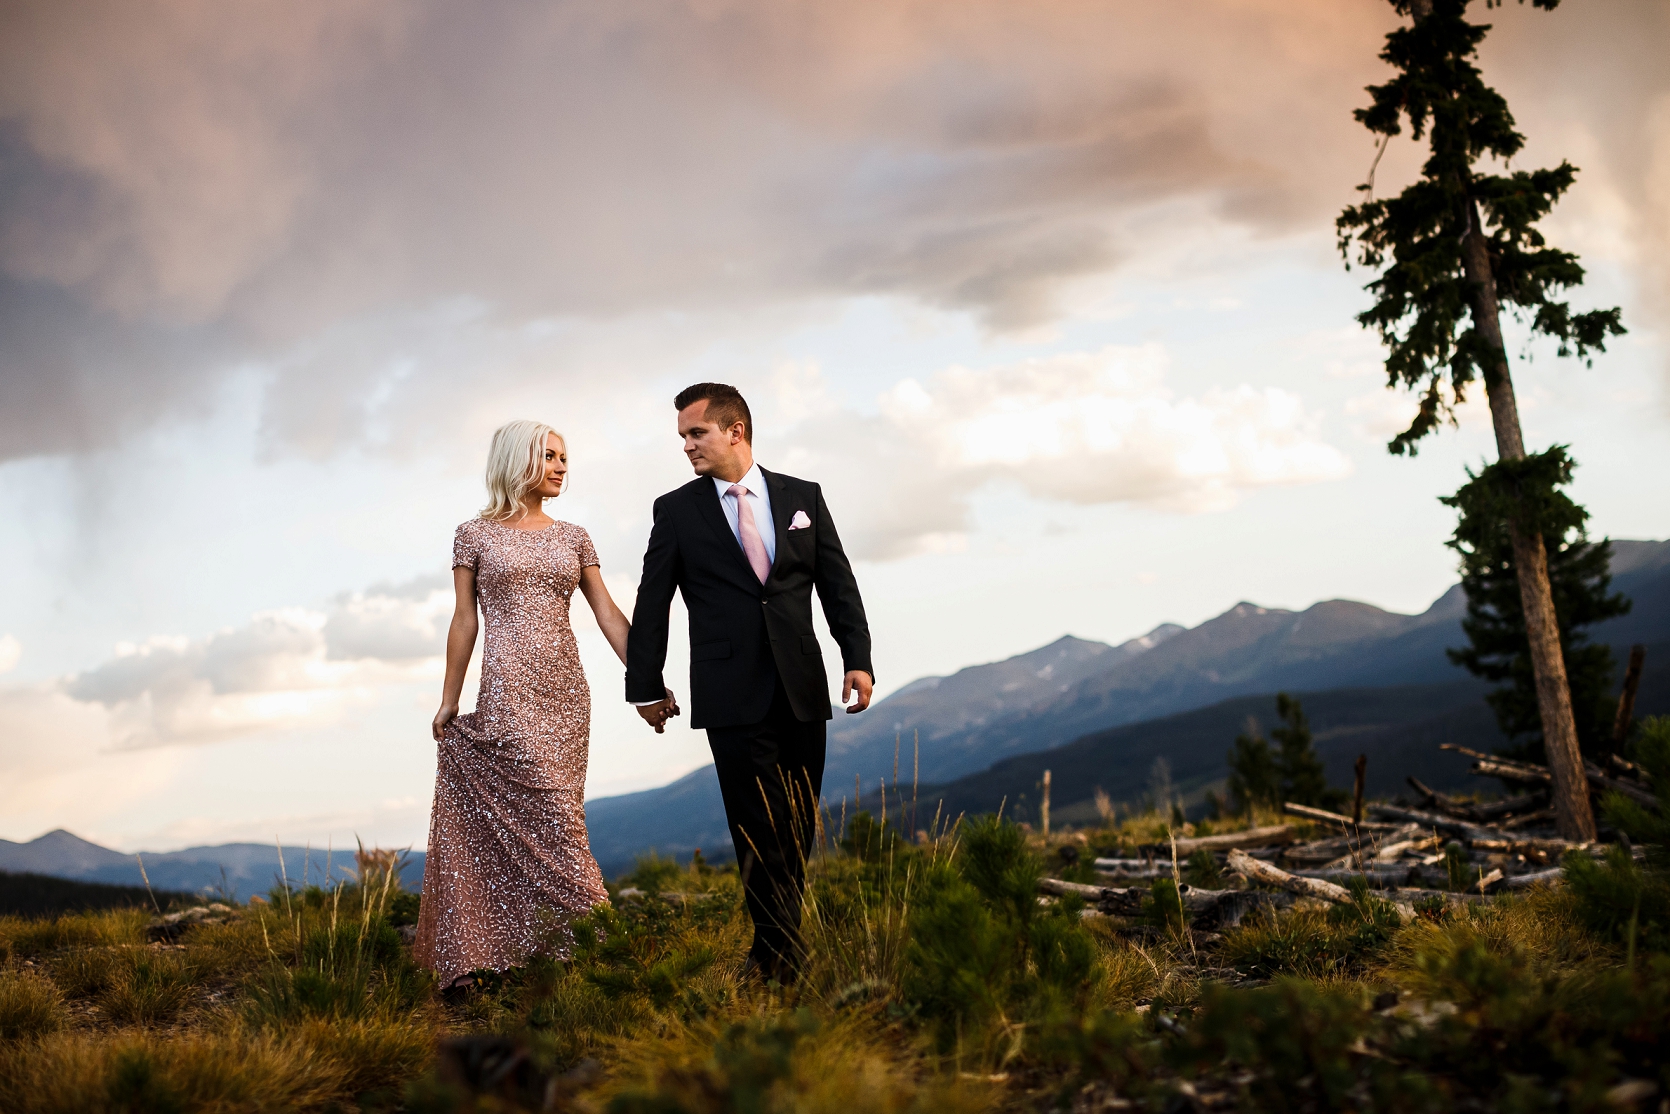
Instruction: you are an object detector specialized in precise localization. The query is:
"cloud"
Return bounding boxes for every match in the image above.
[4,0,1662,462]
[59,575,450,747]
[0,635,19,674]
[774,345,1351,559]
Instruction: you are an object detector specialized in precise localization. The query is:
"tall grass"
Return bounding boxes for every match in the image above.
[1,812,1664,1110]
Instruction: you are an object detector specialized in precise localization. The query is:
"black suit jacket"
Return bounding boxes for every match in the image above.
[625,468,873,729]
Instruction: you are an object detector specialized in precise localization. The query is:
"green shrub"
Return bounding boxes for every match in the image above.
[570,902,722,1013]
[1564,846,1670,955]
[1144,878,1187,935]
[0,969,67,1040]
[902,817,1097,1058]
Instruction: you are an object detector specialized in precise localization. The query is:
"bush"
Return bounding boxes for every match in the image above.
[902,817,1097,1059]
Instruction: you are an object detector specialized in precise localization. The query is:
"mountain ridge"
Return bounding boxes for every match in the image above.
[584,538,1669,873]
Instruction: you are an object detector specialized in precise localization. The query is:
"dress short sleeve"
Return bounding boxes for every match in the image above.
[572,525,600,569]
[452,521,481,572]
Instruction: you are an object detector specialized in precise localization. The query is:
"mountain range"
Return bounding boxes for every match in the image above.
[0,829,425,900]
[8,540,1664,887]
[584,539,1669,873]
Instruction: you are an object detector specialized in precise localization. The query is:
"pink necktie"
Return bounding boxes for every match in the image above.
[728,484,771,584]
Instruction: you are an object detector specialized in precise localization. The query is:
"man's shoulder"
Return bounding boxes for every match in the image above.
[760,468,818,496]
[653,477,712,511]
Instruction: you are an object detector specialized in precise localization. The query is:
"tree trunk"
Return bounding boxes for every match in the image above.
[1460,203,1597,841]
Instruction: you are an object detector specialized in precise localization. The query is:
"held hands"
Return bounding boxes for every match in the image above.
[842,670,873,714]
[635,688,682,733]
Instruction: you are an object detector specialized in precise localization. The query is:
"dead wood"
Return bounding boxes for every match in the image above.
[1227,848,1415,923]
[1366,803,1501,843]
[1164,825,1296,855]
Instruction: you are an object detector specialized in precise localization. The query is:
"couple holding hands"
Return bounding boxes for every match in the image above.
[413,383,874,991]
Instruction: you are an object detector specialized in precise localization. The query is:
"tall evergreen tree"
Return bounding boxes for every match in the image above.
[1337,0,1624,839]
[1444,448,1631,764]
[1226,719,1279,817]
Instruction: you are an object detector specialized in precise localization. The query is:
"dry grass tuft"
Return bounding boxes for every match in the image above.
[0,968,68,1040]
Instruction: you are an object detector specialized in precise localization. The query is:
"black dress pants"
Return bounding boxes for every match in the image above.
[706,677,826,979]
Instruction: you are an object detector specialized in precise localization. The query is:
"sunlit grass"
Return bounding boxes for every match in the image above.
[0,812,1660,1111]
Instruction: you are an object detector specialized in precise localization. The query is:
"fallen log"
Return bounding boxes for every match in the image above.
[1165,825,1296,855]
[1366,804,1502,843]
[1094,867,1174,881]
[1498,808,1557,831]
[1406,777,1478,821]
[1468,837,1592,855]
[1038,876,1286,928]
[1583,763,1660,809]
[1290,866,1413,889]
[1229,848,1347,903]
[1471,791,1549,821]
[1228,848,1416,922]
[1443,744,1659,809]
[1038,877,1145,916]
[1282,801,1402,831]
[1500,866,1565,890]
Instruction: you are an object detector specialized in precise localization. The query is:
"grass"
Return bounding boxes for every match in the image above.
[0,795,1662,1113]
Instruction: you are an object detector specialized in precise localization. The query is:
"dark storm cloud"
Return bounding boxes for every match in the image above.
[1,0,1665,461]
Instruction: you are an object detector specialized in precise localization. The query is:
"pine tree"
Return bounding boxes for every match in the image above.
[1444,447,1631,764]
[1336,0,1625,839]
[1226,695,1345,814]
[1273,694,1335,809]
[1226,719,1279,817]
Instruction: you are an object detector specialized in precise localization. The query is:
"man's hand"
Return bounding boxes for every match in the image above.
[635,688,682,733]
[841,670,873,714]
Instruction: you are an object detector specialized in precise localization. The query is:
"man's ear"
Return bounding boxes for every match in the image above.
[730,422,746,445]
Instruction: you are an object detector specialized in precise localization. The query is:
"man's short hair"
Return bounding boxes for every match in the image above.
[674,382,752,443]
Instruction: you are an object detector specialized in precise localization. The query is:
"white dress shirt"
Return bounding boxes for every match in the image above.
[714,463,776,567]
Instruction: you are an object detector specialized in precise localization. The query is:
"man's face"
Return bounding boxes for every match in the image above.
[678,400,746,477]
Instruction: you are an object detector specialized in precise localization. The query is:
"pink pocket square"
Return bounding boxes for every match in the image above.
[788,510,811,530]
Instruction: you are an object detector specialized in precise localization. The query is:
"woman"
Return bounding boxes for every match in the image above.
[414,420,676,991]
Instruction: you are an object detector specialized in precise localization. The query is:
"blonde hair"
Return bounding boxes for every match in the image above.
[480,420,564,522]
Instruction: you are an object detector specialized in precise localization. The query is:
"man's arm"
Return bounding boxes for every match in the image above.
[625,498,680,705]
[810,485,874,710]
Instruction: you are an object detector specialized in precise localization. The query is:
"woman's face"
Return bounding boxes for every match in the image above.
[533,433,567,499]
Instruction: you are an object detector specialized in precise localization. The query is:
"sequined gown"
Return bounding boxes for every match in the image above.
[413,518,610,985]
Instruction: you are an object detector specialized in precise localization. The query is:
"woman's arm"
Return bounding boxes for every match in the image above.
[577,565,631,665]
[431,566,480,741]
[581,565,679,729]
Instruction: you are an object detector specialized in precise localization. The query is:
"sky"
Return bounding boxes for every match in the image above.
[2,0,1667,854]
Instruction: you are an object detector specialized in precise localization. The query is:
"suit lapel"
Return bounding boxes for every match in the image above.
[690,478,765,589]
[763,468,792,585]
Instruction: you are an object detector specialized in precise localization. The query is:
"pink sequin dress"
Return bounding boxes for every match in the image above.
[414,517,611,985]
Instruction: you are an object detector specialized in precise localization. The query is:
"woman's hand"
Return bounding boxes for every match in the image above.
[635,688,681,733]
[432,702,459,741]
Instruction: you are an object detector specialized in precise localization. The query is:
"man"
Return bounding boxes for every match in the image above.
[626,382,874,983]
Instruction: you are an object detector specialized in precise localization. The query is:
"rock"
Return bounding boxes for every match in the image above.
[145,902,238,943]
